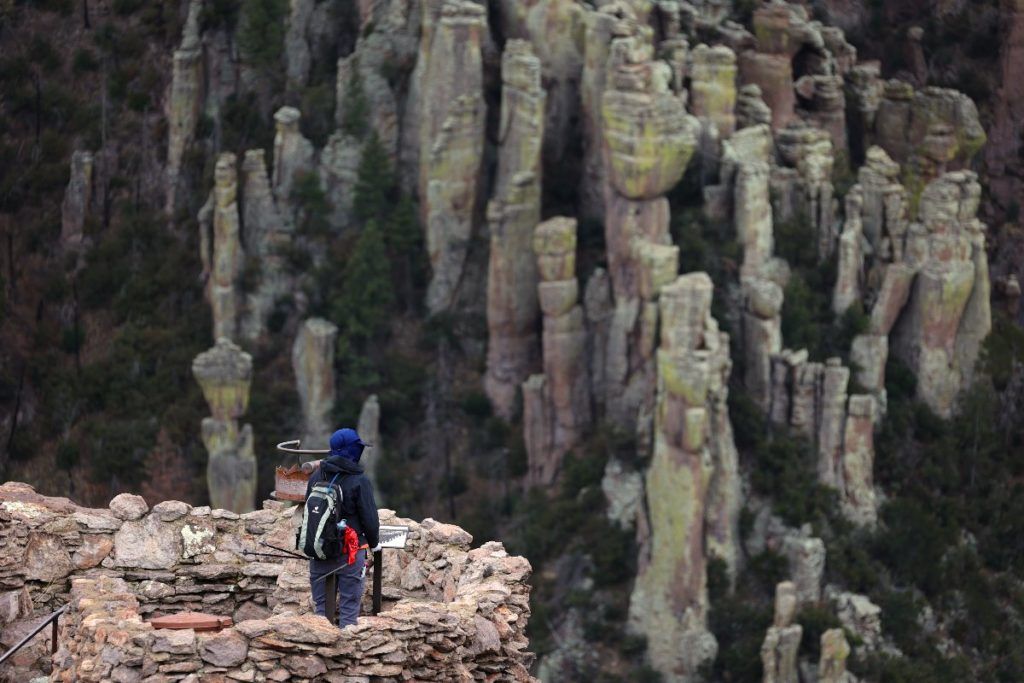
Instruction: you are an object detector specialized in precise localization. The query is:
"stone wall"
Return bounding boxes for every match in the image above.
[0,482,536,682]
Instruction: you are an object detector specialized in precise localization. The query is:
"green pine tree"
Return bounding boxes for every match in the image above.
[238,0,287,71]
[331,219,395,345]
[352,133,395,225]
[340,61,370,137]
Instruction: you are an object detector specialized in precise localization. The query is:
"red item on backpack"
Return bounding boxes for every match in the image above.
[343,525,360,565]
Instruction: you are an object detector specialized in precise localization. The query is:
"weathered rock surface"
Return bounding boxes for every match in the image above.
[357,394,382,499]
[819,628,855,683]
[629,273,735,681]
[292,318,339,450]
[418,0,487,313]
[199,153,244,342]
[166,0,204,211]
[240,149,293,343]
[271,106,316,217]
[891,172,991,417]
[60,150,93,251]
[192,338,256,513]
[485,40,545,419]
[523,217,591,485]
[601,41,700,431]
[761,581,802,683]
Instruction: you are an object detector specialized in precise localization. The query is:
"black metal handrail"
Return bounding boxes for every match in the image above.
[0,604,67,665]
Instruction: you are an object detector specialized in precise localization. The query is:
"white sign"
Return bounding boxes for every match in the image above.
[378,525,410,550]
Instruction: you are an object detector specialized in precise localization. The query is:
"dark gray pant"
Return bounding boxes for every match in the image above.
[309,549,367,627]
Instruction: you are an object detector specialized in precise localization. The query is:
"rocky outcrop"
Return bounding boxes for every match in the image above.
[292,318,339,450]
[199,153,244,342]
[579,3,624,221]
[523,217,591,486]
[743,278,784,412]
[840,395,877,525]
[358,394,382,498]
[166,0,203,212]
[271,106,316,216]
[629,273,733,681]
[240,149,292,343]
[284,0,315,91]
[761,581,802,683]
[773,123,837,261]
[738,2,825,131]
[485,40,545,419]
[0,482,537,682]
[192,338,256,513]
[819,628,854,683]
[891,172,991,417]
[60,150,93,251]
[736,84,773,130]
[601,40,701,430]
[496,0,586,180]
[829,589,882,651]
[689,43,738,176]
[873,82,986,194]
[417,0,487,313]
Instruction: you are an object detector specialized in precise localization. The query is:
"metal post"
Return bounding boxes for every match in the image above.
[51,613,58,654]
[324,573,337,626]
[372,550,383,615]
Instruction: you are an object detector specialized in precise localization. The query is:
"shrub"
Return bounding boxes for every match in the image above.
[238,0,287,71]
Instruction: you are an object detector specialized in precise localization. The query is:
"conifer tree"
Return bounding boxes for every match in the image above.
[353,133,394,225]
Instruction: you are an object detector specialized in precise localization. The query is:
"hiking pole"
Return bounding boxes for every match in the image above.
[243,550,304,561]
[258,541,306,560]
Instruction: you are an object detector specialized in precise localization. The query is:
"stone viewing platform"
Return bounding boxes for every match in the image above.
[0,481,536,682]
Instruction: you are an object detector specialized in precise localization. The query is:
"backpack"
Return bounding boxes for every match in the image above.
[296,472,344,560]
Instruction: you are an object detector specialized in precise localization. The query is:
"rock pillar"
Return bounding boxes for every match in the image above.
[240,149,292,343]
[761,581,802,683]
[192,338,256,513]
[166,0,204,212]
[292,318,339,450]
[892,172,990,417]
[271,107,316,216]
[841,395,877,526]
[601,44,700,431]
[629,273,726,681]
[485,41,545,419]
[358,394,382,501]
[61,150,93,251]
[818,629,852,683]
[199,153,244,342]
[418,0,486,313]
[523,217,591,486]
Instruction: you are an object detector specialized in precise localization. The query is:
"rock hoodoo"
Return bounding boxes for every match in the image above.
[292,318,339,451]
[485,40,545,420]
[523,217,591,486]
[191,338,256,513]
[199,153,244,343]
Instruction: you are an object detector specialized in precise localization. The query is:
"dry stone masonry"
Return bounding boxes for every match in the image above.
[0,482,537,682]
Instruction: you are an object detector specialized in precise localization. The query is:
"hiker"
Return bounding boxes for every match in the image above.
[303,428,380,627]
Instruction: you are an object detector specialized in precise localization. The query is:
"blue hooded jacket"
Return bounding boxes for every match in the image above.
[329,428,366,462]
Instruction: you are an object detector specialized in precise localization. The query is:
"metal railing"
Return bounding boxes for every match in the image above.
[0,604,67,666]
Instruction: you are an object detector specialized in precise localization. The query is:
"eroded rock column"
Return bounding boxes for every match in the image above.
[241,149,292,343]
[761,581,802,683]
[61,150,93,251]
[601,44,700,431]
[272,106,316,218]
[485,41,545,419]
[629,273,724,681]
[166,0,204,212]
[199,153,244,342]
[292,318,339,450]
[523,217,591,486]
[418,0,486,313]
[192,338,256,513]
[892,172,990,417]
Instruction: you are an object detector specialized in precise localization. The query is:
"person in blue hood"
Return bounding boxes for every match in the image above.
[306,427,380,627]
